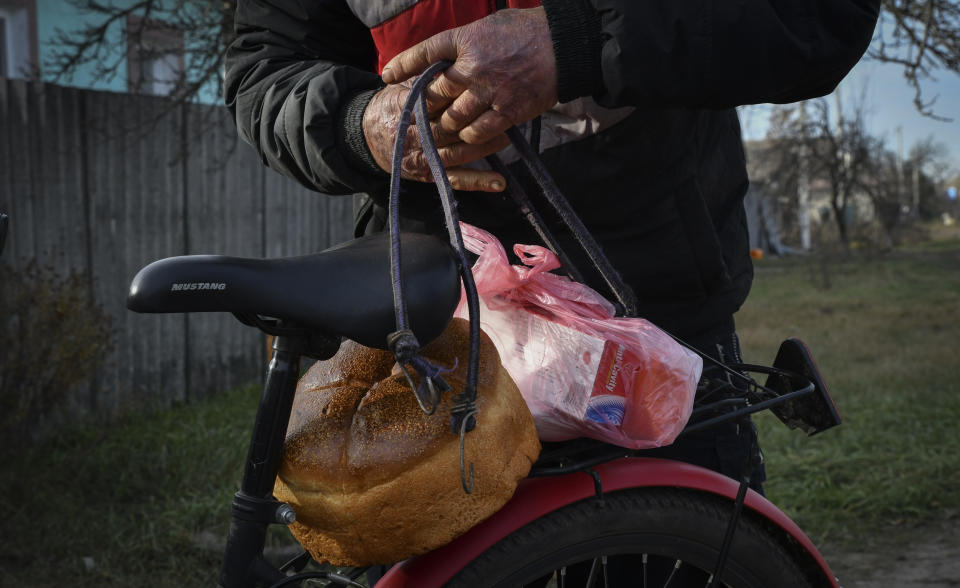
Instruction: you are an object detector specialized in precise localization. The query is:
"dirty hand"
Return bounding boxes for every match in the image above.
[363,82,509,192]
[381,7,557,146]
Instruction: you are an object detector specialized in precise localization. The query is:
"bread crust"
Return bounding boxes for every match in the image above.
[274,318,541,565]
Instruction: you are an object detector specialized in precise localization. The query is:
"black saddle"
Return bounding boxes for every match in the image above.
[126,232,460,349]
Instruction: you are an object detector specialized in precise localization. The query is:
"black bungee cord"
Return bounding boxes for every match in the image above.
[386,61,640,494]
[386,60,480,493]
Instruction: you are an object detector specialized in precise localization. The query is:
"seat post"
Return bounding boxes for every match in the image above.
[240,334,303,496]
[219,332,306,588]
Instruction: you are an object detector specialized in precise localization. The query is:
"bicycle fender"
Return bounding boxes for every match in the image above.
[376,457,839,588]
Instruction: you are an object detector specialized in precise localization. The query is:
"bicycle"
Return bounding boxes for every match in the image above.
[127,227,842,588]
[126,63,845,588]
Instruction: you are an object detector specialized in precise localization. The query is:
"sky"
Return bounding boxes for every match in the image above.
[740,56,960,178]
[848,57,960,173]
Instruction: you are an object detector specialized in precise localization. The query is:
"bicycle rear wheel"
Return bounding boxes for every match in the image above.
[446,487,827,588]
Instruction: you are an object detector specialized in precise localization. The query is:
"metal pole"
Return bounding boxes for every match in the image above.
[798,102,811,251]
[897,126,906,214]
[913,164,921,217]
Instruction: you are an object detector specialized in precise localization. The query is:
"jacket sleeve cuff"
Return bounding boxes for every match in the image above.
[336,86,389,178]
[541,0,604,102]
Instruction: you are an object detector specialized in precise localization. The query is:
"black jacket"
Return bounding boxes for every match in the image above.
[224,0,879,340]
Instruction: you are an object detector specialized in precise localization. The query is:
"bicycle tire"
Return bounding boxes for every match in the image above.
[446,487,827,588]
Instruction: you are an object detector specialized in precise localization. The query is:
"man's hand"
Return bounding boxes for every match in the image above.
[363,83,510,192]
[381,7,558,146]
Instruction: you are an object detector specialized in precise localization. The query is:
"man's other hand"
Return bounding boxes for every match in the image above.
[363,83,510,192]
[381,8,558,146]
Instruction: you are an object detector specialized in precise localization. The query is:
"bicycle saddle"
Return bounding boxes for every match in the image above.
[126,232,460,349]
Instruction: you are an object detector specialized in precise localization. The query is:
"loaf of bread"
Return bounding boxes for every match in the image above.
[273,318,541,566]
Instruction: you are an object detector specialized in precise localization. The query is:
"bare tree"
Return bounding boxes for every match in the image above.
[757,98,954,251]
[860,135,953,250]
[860,144,904,248]
[871,0,960,119]
[906,136,953,217]
[752,96,883,252]
[804,99,879,250]
[45,0,236,105]
[40,0,241,164]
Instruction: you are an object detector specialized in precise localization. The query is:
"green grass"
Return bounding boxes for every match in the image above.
[0,384,263,587]
[738,244,960,546]
[1,237,958,586]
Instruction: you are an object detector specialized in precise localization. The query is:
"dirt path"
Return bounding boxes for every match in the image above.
[822,515,960,587]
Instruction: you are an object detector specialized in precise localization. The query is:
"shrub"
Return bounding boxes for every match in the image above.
[0,260,114,446]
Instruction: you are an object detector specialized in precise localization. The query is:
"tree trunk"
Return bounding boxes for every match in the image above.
[831,189,850,253]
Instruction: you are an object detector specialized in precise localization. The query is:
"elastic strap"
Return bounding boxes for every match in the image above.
[386,61,479,493]
[387,62,640,494]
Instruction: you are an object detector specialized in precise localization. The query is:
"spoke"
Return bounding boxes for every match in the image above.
[584,557,600,588]
[560,565,567,588]
[642,553,648,588]
[662,559,682,588]
[707,573,732,588]
[602,555,609,588]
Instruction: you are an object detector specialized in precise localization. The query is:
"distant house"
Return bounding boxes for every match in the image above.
[1,0,216,101]
[0,0,37,79]
[744,138,877,240]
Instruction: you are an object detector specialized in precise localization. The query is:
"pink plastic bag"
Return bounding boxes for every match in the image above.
[454,223,701,449]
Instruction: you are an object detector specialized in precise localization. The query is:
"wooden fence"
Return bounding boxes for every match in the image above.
[0,78,354,428]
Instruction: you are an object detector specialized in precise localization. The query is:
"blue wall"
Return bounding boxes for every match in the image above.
[35,0,220,103]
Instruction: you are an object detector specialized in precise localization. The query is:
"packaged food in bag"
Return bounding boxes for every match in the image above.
[454,223,702,448]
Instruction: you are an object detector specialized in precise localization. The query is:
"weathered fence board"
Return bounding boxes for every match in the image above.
[82,91,190,415]
[4,81,35,263]
[0,81,9,257]
[0,78,354,428]
[185,105,264,402]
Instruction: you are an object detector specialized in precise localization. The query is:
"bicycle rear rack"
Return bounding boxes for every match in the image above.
[527,351,838,588]
[530,360,825,478]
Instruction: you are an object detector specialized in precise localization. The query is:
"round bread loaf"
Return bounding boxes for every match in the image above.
[273,318,541,566]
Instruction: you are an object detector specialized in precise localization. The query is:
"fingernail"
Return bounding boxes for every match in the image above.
[490,181,504,191]
[381,66,392,80]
